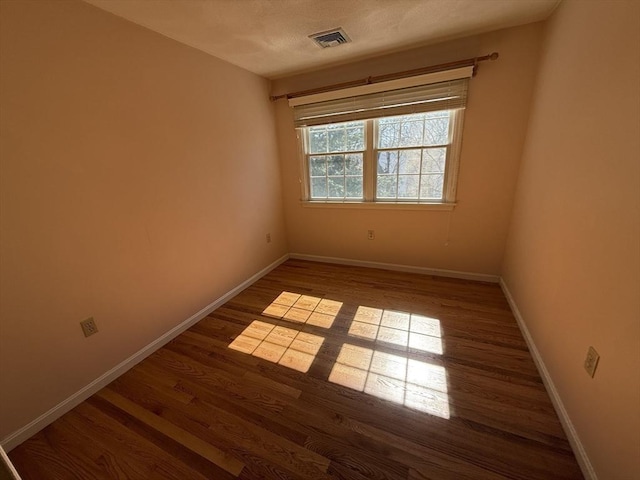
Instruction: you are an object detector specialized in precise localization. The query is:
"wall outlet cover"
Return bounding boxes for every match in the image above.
[584,346,600,377]
[80,317,98,338]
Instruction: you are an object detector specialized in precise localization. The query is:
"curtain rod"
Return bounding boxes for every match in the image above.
[270,52,499,102]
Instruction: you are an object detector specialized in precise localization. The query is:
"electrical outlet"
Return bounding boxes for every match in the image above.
[584,346,600,377]
[367,230,375,240]
[266,233,271,243]
[80,317,98,338]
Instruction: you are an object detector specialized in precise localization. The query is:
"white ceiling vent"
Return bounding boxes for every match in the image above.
[309,28,351,48]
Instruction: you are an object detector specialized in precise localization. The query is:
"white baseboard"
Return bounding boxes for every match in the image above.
[0,254,290,452]
[289,253,500,283]
[0,445,22,479]
[499,278,597,480]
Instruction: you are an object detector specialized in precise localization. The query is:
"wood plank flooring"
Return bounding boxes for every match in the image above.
[8,260,584,479]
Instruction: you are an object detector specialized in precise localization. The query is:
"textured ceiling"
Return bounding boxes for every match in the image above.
[83,0,560,79]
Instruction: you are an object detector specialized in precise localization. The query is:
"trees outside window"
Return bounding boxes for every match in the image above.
[304,110,462,204]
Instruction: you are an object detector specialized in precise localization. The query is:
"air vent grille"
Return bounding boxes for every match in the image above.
[309,28,351,48]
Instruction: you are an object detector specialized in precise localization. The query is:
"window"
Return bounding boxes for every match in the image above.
[302,109,464,204]
[291,70,471,206]
[376,111,451,201]
[307,121,365,199]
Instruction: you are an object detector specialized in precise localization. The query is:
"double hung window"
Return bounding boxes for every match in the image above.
[292,68,471,206]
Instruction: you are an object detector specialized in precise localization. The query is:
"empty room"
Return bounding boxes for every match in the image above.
[0,0,638,479]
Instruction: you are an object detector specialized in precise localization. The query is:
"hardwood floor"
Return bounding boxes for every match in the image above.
[8,260,584,479]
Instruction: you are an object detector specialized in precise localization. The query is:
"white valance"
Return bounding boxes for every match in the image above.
[291,66,472,127]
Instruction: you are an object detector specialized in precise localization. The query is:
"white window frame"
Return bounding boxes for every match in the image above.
[291,68,473,209]
[298,109,465,209]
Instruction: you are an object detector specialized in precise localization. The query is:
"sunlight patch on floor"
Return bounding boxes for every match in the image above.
[231,294,449,417]
[348,307,443,354]
[328,343,450,418]
[228,320,324,373]
[262,291,342,328]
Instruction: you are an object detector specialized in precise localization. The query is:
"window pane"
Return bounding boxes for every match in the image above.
[420,174,444,199]
[310,156,326,176]
[327,155,345,175]
[346,177,363,198]
[346,127,364,151]
[328,177,345,198]
[399,121,424,147]
[377,112,451,149]
[328,126,346,152]
[424,112,450,146]
[309,121,366,154]
[422,148,446,173]
[309,128,328,154]
[398,175,419,198]
[345,154,363,175]
[377,151,398,174]
[377,175,397,198]
[311,178,327,198]
[309,155,364,199]
[378,121,400,148]
[398,150,421,174]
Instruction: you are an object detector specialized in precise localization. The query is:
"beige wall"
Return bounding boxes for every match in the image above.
[0,0,287,439]
[3,0,638,476]
[272,24,543,276]
[501,1,640,478]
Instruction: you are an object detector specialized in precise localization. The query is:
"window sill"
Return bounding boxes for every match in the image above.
[300,201,456,211]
